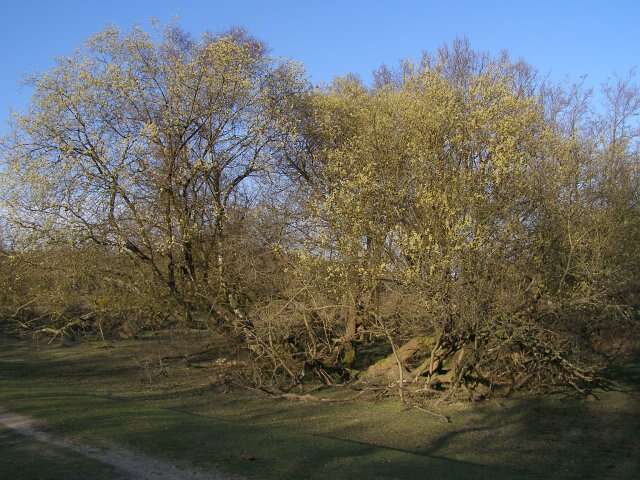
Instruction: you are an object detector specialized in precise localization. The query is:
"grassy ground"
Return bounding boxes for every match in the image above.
[1,333,638,479]
[0,425,124,480]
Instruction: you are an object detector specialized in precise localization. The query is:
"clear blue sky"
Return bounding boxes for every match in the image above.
[1,0,639,135]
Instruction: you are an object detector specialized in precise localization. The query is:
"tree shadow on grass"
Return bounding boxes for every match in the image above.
[1,337,639,480]
[0,426,123,480]
[7,395,531,480]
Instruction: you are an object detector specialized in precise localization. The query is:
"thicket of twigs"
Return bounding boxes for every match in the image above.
[1,27,639,402]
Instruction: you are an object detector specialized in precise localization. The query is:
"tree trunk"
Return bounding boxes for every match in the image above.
[361,336,435,382]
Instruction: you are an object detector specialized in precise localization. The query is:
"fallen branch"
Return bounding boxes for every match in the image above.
[413,405,451,423]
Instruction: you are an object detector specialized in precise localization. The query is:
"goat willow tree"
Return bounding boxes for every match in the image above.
[4,26,306,329]
[298,72,586,395]
[2,29,639,400]
[262,55,640,396]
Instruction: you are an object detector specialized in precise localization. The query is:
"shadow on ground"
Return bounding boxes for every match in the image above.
[0,426,124,480]
[1,336,638,479]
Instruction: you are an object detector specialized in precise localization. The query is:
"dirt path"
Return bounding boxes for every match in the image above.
[0,408,240,480]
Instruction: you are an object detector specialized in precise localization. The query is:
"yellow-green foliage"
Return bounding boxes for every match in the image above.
[299,70,550,312]
[1,28,639,393]
[284,59,640,391]
[2,25,306,329]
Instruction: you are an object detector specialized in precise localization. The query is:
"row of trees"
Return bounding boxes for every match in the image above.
[1,28,639,399]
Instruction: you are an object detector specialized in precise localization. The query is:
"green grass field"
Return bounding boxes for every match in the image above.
[1,334,638,479]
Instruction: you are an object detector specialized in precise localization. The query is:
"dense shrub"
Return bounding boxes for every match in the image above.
[1,29,638,399]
